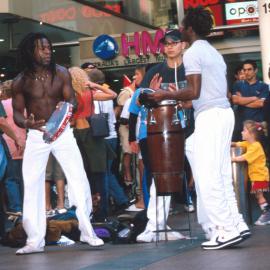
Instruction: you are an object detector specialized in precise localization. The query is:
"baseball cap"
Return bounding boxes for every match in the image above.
[160,29,182,43]
[81,62,97,70]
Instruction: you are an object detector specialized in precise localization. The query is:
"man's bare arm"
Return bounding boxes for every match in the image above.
[231,93,258,106]
[245,98,265,108]
[12,75,45,129]
[12,76,28,128]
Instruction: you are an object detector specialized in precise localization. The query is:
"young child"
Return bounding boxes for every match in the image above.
[232,120,270,225]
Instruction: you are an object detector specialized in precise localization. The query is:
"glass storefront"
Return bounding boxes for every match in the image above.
[81,0,178,28]
[0,0,264,86]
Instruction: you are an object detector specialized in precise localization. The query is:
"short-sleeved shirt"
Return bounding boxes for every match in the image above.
[2,99,26,159]
[236,140,269,181]
[121,98,131,119]
[0,102,7,134]
[232,80,269,122]
[0,102,6,118]
[129,88,148,141]
[138,61,186,140]
[140,62,185,89]
[117,87,134,106]
[183,40,230,119]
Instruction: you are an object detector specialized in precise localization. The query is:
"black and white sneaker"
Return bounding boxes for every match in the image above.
[201,229,243,250]
[236,221,251,240]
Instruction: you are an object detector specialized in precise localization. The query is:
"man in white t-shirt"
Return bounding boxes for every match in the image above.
[148,7,250,250]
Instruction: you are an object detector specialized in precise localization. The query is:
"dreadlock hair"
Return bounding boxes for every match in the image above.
[17,32,56,80]
[182,6,213,38]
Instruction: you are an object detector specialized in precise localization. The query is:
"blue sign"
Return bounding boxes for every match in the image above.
[93,35,118,60]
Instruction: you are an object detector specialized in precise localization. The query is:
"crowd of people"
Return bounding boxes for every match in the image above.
[0,6,269,255]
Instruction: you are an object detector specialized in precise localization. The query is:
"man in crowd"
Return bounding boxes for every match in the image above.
[131,29,187,243]
[12,32,104,255]
[231,59,269,141]
[148,7,250,250]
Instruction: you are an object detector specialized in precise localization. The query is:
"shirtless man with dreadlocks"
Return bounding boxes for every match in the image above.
[12,32,104,255]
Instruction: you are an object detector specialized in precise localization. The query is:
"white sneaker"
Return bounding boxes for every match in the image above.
[204,226,216,240]
[184,204,195,213]
[16,245,44,255]
[236,221,251,239]
[136,230,155,243]
[201,228,243,250]
[80,235,104,247]
[136,229,185,243]
[56,235,75,246]
[159,231,186,241]
[125,204,143,212]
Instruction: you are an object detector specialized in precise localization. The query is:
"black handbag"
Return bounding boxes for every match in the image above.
[88,92,110,137]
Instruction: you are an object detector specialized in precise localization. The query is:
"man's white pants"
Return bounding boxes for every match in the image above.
[145,180,171,232]
[185,107,243,231]
[22,125,95,248]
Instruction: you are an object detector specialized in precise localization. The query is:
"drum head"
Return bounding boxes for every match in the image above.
[43,102,72,143]
[138,88,158,108]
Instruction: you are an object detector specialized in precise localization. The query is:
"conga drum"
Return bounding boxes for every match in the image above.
[147,100,185,195]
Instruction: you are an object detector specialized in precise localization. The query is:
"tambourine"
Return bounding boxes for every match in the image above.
[137,88,158,108]
[43,102,73,144]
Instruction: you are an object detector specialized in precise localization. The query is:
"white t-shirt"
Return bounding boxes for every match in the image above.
[183,40,230,118]
[94,100,117,139]
[120,98,131,119]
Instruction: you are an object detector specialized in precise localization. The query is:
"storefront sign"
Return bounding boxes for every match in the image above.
[225,1,259,24]
[80,30,167,68]
[121,30,164,57]
[258,0,270,83]
[94,30,165,59]
[38,4,121,24]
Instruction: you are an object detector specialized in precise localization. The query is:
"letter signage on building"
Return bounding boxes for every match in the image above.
[80,30,166,68]
[225,1,259,24]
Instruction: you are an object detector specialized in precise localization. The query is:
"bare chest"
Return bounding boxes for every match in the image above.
[23,76,63,100]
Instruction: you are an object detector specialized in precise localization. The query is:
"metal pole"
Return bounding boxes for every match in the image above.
[176,0,185,26]
[258,0,270,83]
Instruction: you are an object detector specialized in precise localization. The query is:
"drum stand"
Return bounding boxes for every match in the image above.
[154,171,193,245]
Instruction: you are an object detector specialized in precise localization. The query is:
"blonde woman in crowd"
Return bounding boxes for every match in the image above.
[69,67,117,221]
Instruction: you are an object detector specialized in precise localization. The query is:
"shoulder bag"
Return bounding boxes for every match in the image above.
[88,92,109,138]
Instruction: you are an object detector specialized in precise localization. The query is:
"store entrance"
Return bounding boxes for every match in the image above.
[101,66,143,94]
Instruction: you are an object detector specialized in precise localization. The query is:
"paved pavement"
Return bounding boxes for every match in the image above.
[0,203,270,270]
